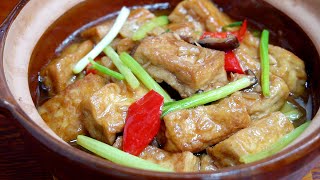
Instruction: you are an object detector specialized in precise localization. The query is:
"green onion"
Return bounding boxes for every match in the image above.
[162,77,253,116]
[260,29,270,97]
[119,52,172,102]
[88,58,124,80]
[77,135,173,172]
[103,46,140,89]
[222,21,243,31]
[281,101,303,121]
[240,121,311,164]
[73,7,130,74]
[284,110,303,122]
[132,16,169,41]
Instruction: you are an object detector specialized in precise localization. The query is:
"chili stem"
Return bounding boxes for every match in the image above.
[260,29,270,97]
[119,52,172,102]
[88,58,124,80]
[132,16,169,41]
[240,121,310,164]
[162,77,253,116]
[73,7,130,74]
[103,46,140,89]
[77,135,173,172]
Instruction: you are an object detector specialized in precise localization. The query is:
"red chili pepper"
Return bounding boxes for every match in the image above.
[224,51,244,74]
[235,19,247,42]
[200,19,247,42]
[85,63,98,75]
[123,90,164,156]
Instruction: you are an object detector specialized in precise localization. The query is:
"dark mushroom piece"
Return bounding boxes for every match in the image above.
[197,34,240,51]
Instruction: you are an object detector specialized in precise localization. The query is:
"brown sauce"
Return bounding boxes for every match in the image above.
[28,0,318,119]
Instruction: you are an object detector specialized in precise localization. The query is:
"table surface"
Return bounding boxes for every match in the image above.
[0,1,319,180]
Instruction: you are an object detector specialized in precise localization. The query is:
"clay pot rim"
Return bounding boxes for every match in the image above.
[0,0,319,179]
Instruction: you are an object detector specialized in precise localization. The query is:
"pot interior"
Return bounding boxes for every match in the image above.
[2,0,320,172]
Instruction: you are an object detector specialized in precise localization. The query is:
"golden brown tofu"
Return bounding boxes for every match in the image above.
[119,8,155,38]
[112,136,200,172]
[38,74,106,142]
[269,45,307,96]
[236,32,307,96]
[40,40,93,95]
[134,33,227,98]
[163,93,251,153]
[200,154,218,172]
[168,0,232,32]
[242,75,289,120]
[80,82,148,145]
[81,8,155,42]
[139,146,200,172]
[167,22,202,42]
[116,38,138,54]
[207,112,294,167]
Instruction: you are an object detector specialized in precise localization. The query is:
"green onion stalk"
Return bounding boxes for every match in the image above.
[77,135,173,172]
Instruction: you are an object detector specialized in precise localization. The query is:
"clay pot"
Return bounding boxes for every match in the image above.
[0,0,319,179]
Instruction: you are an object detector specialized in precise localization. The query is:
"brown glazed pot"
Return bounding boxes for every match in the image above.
[1,0,320,179]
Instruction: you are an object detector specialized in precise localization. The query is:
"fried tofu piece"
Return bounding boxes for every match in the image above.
[140,146,200,172]
[112,137,200,172]
[236,32,307,96]
[242,75,289,120]
[81,8,155,42]
[269,45,307,96]
[169,0,232,32]
[207,112,294,167]
[200,154,218,172]
[134,33,227,97]
[80,82,148,145]
[167,22,203,42]
[163,93,251,153]
[40,40,93,95]
[38,74,106,142]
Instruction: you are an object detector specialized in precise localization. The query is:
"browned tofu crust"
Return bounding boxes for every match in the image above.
[242,75,289,120]
[134,33,227,97]
[112,136,200,172]
[40,40,93,95]
[163,93,251,153]
[235,32,307,96]
[38,74,106,142]
[168,0,232,32]
[207,112,294,167]
[80,82,148,145]
[81,8,155,42]
[139,146,200,172]
[200,154,218,172]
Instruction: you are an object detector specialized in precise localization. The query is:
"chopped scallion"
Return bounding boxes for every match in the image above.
[88,58,124,80]
[132,16,169,41]
[260,29,270,97]
[103,46,140,89]
[240,121,310,164]
[162,77,254,116]
[73,7,130,74]
[119,52,172,102]
[77,135,173,172]
[222,21,243,31]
